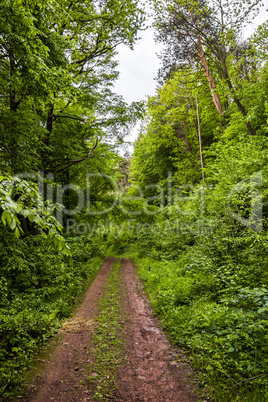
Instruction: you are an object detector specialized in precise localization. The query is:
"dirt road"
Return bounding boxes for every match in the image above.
[20,257,200,401]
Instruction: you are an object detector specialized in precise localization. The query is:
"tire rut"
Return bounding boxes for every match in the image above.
[20,257,115,401]
[116,258,198,402]
[19,257,200,401]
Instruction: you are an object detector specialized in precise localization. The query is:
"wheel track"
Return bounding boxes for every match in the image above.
[18,257,200,401]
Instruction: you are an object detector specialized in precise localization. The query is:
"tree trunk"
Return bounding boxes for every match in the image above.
[196,35,223,115]
[42,104,54,172]
[221,61,254,135]
[218,1,254,136]
[18,214,29,237]
[9,51,20,112]
[45,104,54,144]
[233,97,254,136]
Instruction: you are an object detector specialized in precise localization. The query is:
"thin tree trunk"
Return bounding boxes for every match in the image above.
[9,50,21,172]
[196,97,205,182]
[45,104,54,143]
[9,51,20,112]
[42,104,54,173]
[233,96,254,136]
[221,61,254,136]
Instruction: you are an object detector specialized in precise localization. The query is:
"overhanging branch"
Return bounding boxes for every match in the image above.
[54,136,99,174]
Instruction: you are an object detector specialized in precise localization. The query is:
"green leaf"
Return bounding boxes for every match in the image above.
[28,213,36,223]
[10,218,16,231]
[33,215,41,224]
[14,227,20,239]
[23,209,31,217]
[1,210,12,225]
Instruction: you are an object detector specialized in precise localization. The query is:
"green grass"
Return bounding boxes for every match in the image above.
[86,258,126,400]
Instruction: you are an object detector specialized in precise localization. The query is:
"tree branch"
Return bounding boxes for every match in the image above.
[54,137,99,174]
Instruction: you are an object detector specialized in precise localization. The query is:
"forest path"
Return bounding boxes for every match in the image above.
[19,258,200,401]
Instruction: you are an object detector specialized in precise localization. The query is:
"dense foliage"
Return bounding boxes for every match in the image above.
[0,0,268,400]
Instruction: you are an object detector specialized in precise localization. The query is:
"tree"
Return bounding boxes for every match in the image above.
[0,0,144,175]
[130,67,218,200]
[152,0,264,135]
[250,20,268,61]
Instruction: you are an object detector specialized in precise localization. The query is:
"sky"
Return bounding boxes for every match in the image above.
[114,27,161,104]
[113,25,162,151]
[113,3,268,150]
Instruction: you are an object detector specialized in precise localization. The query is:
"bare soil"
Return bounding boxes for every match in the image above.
[20,257,114,401]
[19,257,201,401]
[115,258,198,402]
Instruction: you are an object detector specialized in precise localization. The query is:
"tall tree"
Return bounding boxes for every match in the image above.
[130,67,218,198]
[0,0,144,175]
[153,0,264,135]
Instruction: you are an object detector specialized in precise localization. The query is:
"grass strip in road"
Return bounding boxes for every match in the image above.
[86,258,125,400]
